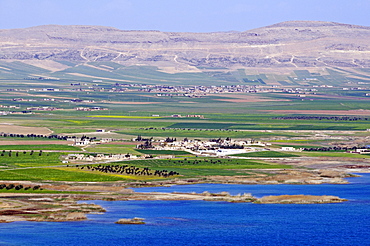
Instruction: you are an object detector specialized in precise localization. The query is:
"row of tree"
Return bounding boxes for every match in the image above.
[75,164,179,178]
[0,150,43,156]
[139,127,235,132]
[209,137,232,142]
[0,133,97,141]
[303,146,369,152]
[0,184,42,190]
[171,158,226,165]
[273,116,369,121]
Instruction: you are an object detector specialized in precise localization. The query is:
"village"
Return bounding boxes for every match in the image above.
[64,135,292,164]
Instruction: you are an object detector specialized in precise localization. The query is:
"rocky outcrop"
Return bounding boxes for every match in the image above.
[0,196,106,223]
[29,212,87,222]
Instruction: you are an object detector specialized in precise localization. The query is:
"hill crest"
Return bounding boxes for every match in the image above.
[1,21,370,69]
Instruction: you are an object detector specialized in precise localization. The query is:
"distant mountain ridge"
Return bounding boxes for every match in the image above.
[1,21,370,70]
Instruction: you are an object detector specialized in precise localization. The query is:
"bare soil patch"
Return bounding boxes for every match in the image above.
[20,60,70,72]
[104,101,162,105]
[0,140,72,145]
[0,124,52,135]
[67,73,134,83]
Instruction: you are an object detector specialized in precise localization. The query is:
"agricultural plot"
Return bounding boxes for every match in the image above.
[0,145,80,151]
[2,61,370,89]
[0,168,127,182]
[0,150,292,181]
[118,158,292,178]
[0,151,63,168]
[135,149,193,156]
[84,145,142,155]
[299,152,370,158]
[231,151,299,158]
[116,128,298,139]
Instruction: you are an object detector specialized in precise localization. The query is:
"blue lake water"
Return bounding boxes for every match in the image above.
[1,174,370,246]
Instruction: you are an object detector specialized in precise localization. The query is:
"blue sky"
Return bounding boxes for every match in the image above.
[0,0,369,32]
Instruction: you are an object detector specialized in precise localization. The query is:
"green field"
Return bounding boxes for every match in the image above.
[231,151,299,158]
[0,152,63,168]
[0,156,292,181]
[0,168,127,181]
[299,152,370,158]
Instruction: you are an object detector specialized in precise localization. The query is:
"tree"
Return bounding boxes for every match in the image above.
[15,185,23,190]
[6,184,15,190]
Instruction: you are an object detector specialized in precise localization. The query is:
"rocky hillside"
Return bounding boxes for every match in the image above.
[1,21,370,69]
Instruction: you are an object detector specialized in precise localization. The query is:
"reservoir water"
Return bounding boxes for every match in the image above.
[1,174,370,246]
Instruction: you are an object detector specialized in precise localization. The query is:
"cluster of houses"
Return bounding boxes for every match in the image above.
[348,148,370,154]
[26,106,58,111]
[170,114,204,118]
[155,138,269,156]
[75,107,108,111]
[70,135,112,146]
[64,152,175,163]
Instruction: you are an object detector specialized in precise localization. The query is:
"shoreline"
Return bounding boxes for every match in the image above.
[0,190,348,223]
[0,167,364,223]
[0,173,358,223]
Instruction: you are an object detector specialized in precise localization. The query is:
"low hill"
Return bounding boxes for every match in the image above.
[1,21,370,70]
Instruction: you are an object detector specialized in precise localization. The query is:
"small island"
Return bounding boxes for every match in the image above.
[255,195,347,204]
[116,217,145,224]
